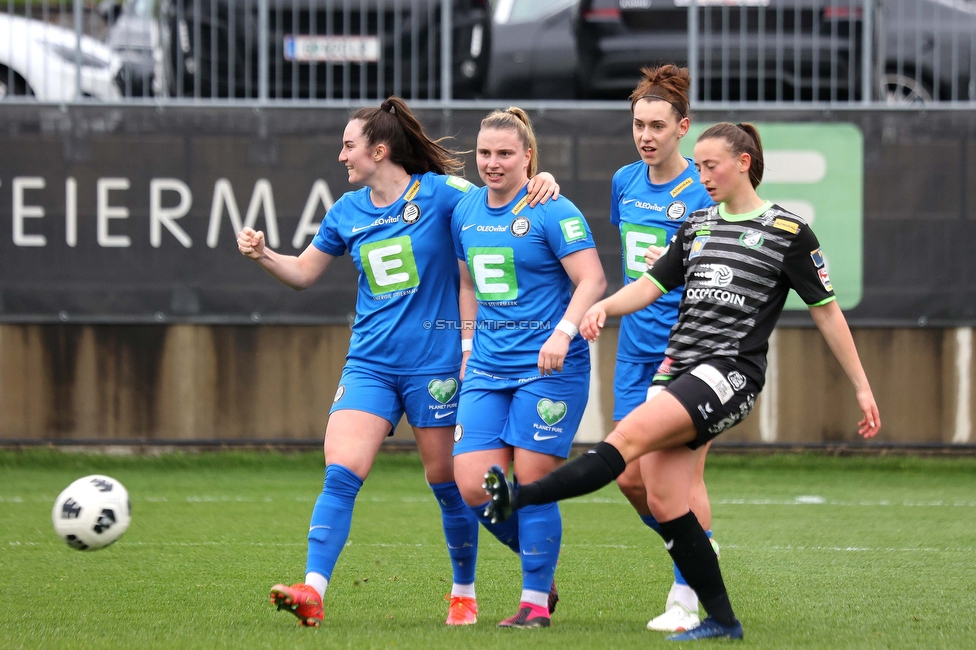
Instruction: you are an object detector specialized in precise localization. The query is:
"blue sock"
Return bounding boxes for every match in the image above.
[471,502,520,553]
[518,503,562,594]
[430,481,479,585]
[672,528,712,586]
[305,464,363,581]
[640,513,661,533]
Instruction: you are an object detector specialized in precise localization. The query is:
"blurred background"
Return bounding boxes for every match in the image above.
[0,0,974,449]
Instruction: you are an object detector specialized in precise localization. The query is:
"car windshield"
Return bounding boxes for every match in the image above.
[494,0,578,25]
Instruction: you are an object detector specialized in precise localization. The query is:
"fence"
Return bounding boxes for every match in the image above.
[1,0,975,105]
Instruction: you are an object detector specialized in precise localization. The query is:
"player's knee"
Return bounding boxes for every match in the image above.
[615,471,646,504]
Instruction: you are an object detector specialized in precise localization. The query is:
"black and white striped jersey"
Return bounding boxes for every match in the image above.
[646,202,836,386]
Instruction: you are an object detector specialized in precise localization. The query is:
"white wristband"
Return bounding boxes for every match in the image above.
[555,319,578,339]
[461,338,473,352]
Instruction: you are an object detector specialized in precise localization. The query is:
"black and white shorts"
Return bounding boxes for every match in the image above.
[652,360,760,450]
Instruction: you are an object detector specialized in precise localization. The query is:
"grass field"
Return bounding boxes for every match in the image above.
[1,450,975,649]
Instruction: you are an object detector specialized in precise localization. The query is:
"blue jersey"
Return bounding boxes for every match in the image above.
[611,159,713,363]
[313,172,476,373]
[452,185,595,378]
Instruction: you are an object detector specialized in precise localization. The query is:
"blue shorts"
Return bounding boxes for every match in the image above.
[453,369,590,459]
[613,357,664,422]
[329,364,461,430]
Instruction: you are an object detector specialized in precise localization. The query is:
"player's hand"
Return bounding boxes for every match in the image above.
[460,350,471,382]
[238,227,266,259]
[644,245,665,268]
[526,172,560,207]
[856,388,881,438]
[537,331,570,376]
[579,304,608,341]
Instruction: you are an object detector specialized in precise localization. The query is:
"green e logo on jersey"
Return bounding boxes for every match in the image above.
[620,223,667,279]
[360,236,420,295]
[559,216,587,243]
[467,247,518,301]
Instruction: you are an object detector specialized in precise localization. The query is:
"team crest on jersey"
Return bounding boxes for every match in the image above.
[510,216,531,237]
[666,201,687,221]
[690,235,709,259]
[453,424,464,443]
[333,385,345,403]
[739,229,764,249]
[402,201,422,224]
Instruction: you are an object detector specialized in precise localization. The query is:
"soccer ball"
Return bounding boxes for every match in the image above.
[52,475,131,551]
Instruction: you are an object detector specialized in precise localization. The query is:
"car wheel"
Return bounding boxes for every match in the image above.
[879,73,932,105]
[0,66,34,100]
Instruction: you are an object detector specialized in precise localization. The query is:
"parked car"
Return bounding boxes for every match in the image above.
[575,0,975,103]
[154,0,492,99]
[101,0,157,97]
[576,0,866,101]
[0,13,122,101]
[483,0,578,99]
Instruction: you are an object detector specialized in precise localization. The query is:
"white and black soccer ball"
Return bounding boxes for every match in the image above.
[52,475,131,551]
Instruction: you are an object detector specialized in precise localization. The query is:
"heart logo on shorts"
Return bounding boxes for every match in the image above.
[536,399,567,426]
[428,378,459,404]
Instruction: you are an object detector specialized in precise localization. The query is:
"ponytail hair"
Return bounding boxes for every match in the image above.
[629,64,691,120]
[698,122,765,188]
[351,97,465,177]
[479,106,539,178]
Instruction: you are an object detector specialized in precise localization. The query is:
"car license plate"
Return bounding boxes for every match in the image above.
[284,36,380,62]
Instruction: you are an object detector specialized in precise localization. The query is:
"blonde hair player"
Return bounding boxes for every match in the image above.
[239,97,560,628]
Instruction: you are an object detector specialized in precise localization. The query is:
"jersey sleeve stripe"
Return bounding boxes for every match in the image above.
[808,296,837,307]
[644,273,668,294]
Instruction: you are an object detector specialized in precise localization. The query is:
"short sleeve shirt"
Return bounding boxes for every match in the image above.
[452,185,596,378]
[312,172,476,373]
[648,202,836,384]
[611,159,713,363]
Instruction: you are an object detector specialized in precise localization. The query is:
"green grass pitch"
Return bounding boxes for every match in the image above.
[1,450,974,649]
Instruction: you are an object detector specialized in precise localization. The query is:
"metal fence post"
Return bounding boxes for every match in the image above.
[440,0,452,103]
[258,0,270,101]
[861,0,874,105]
[73,0,83,101]
[687,0,698,106]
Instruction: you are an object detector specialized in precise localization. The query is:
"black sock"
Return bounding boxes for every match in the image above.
[516,441,626,508]
[657,511,737,627]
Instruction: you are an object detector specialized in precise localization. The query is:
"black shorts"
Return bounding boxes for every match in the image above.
[654,360,760,450]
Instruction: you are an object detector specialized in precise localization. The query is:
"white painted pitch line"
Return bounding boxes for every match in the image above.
[5,496,976,507]
[6,540,974,553]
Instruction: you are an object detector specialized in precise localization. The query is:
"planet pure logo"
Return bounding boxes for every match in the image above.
[428,378,459,405]
[536,399,567,427]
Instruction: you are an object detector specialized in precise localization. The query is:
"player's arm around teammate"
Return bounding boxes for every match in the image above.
[240,97,560,629]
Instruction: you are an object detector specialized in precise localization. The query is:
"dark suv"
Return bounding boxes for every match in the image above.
[576,0,864,101]
[156,0,491,99]
[576,0,975,103]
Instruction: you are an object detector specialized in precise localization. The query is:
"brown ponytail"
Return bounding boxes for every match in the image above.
[479,106,539,178]
[629,64,692,119]
[697,122,765,188]
[351,97,465,177]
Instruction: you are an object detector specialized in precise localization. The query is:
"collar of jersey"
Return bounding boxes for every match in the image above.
[363,174,420,213]
[644,157,695,191]
[718,200,773,222]
[484,184,529,215]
